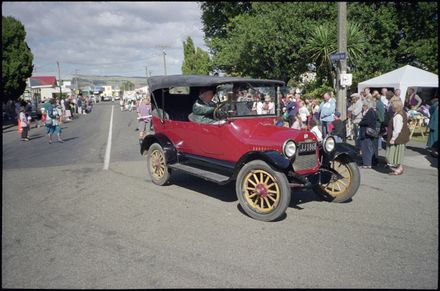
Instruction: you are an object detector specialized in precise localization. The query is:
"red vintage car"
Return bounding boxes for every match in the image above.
[140,75,360,221]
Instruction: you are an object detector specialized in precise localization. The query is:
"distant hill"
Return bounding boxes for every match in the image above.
[73,74,149,89]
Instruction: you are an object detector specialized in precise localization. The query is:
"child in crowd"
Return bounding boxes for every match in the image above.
[309,119,323,142]
[291,113,303,130]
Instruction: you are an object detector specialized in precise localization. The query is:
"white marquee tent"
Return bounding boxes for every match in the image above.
[357,65,438,103]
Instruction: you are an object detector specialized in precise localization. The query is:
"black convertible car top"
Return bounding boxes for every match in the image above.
[147,75,285,92]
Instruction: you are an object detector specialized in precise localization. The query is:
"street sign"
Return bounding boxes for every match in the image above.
[340,73,352,86]
[330,52,347,62]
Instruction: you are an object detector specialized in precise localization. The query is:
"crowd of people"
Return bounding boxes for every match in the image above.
[277,91,344,143]
[15,94,95,143]
[276,86,438,175]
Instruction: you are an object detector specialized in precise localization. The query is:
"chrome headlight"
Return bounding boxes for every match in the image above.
[323,136,336,153]
[283,139,297,158]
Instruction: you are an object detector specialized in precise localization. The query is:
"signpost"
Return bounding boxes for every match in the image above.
[330,52,347,62]
[336,2,347,120]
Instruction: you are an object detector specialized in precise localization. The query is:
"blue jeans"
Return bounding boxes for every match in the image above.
[321,121,330,138]
[360,138,374,166]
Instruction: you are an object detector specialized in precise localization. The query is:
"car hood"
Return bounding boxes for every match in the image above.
[229,118,317,149]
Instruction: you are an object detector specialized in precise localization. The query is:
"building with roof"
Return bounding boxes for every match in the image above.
[28,76,72,102]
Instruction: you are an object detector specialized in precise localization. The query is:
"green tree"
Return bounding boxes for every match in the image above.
[209,2,336,82]
[200,1,252,40]
[202,2,438,89]
[395,2,438,72]
[301,22,366,88]
[2,16,34,102]
[182,36,211,75]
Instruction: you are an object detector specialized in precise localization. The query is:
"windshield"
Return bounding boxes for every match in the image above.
[214,83,278,117]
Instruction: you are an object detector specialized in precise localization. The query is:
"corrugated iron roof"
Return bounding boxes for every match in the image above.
[29,76,57,87]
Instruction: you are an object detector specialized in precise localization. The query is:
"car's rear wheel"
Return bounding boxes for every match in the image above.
[313,157,360,202]
[236,160,291,222]
[147,143,170,185]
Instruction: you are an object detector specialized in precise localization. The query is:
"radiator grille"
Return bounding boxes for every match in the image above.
[294,142,318,171]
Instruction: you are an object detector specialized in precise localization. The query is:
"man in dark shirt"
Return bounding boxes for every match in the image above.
[330,111,346,142]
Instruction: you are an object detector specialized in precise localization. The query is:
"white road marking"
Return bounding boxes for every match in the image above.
[103,105,114,170]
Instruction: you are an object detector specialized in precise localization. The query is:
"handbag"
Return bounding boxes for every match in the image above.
[366,127,378,138]
[45,117,53,126]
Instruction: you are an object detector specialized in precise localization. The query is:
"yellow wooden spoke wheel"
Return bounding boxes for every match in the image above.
[242,170,281,213]
[236,160,291,222]
[313,158,360,203]
[321,160,352,197]
[150,149,166,180]
[147,143,170,186]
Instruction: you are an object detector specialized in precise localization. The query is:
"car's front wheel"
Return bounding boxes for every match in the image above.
[236,160,291,222]
[313,157,360,202]
[147,143,170,185]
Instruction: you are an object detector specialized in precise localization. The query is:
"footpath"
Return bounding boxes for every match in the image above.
[346,138,437,171]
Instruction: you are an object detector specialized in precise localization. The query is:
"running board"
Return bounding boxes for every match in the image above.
[168,163,230,184]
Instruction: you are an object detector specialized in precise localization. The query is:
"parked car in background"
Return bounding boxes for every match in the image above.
[140,75,360,222]
[101,95,112,102]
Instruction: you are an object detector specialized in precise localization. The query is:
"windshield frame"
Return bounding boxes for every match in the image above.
[214,82,280,119]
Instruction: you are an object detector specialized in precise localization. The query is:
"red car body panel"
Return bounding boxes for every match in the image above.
[152,115,321,175]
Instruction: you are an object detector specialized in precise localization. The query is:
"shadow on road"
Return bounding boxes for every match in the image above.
[406,145,438,168]
[168,170,326,213]
[62,137,78,142]
[169,171,237,202]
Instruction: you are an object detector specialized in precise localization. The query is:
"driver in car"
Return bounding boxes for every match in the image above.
[191,87,217,123]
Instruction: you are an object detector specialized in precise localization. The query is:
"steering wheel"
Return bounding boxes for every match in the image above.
[213,101,229,120]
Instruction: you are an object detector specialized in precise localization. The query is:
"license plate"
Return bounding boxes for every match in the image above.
[298,142,317,154]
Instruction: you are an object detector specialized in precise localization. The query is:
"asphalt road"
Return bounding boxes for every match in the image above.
[2,102,438,288]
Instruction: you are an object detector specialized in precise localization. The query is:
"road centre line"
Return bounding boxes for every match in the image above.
[103,105,114,170]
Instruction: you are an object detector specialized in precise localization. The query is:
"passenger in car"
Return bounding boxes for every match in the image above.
[223,89,252,116]
[191,87,217,123]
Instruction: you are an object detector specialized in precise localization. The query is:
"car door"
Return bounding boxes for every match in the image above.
[194,122,228,157]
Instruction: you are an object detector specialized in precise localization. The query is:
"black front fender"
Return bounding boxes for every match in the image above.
[232,151,291,180]
[321,142,358,165]
[140,133,177,164]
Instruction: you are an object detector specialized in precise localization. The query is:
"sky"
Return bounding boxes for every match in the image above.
[2,1,208,79]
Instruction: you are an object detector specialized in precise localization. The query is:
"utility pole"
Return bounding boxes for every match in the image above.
[75,69,79,94]
[145,66,148,78]
[336,2,347,120]
[56,61,62,100]
[162,49,167,76]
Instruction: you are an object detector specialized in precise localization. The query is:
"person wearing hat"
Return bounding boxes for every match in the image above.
[191,87,217,123]
[347,93,363,147]
[358,101,377,168]
[330,111,345,143]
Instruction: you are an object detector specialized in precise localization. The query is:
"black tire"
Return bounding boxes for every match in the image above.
[147,143,170,186]
[236,160,291,222]
[313,157,360,203]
